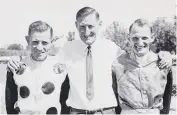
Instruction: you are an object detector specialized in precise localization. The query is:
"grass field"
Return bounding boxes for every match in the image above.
[0,63,176,114]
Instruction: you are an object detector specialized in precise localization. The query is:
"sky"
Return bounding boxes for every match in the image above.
[0,0,176,48]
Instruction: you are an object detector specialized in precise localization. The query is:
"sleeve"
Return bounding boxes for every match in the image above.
[112,60,122,114]
[160,70,173,114]
[5,71,18,114]
[147,64,171,109]
[111,58,125,81]
[112,69,118,101]
[60,75,70,114]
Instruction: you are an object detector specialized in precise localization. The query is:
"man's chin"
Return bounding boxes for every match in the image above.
[85,42,93,45]
[33,56,47,61]
[135,51,148,57]
[85,39,95,45]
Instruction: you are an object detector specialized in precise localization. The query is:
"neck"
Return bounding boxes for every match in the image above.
[30,54,45,67]
[134,52,149,66]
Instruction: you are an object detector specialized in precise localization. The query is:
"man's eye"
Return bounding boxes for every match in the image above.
[132,37,138,41]
[142,37,148,40]
[42,41,49,45]
[80,26,85,28]
[32,41,39,45]
[88,25,94,29]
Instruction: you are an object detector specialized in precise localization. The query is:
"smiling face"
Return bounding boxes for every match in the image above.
[76,12,101,45]
[129,25,154,57]
[27,29,52,61]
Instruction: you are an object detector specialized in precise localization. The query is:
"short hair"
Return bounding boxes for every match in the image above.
[129,19,152,33]
[76,7,100,21]
[28,20,53,37]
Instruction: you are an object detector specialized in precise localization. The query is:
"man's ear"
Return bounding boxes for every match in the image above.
[127,34,131,41]
[75,21,79,30]
[151,33,155,42]
[25,36,30,45]
[99,20,102,26]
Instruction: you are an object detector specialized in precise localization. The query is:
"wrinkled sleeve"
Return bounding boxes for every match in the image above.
[112,67,118,100]
[160,70,173,114]
[5,71,18,114]
[112,58,125,81]
[147,64,171,108]
[112,59,123,114]
[60,75,70,114]
[111,59,124,99]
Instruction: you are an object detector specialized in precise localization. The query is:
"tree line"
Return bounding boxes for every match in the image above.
[0,17,176,56]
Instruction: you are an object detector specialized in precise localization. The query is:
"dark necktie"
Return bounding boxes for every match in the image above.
[86,45,94,100]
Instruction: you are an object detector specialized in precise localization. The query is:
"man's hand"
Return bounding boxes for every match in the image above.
[158,51,172,69]
[7,56,22,73]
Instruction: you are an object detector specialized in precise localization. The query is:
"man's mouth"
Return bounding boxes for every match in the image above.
[83,33,95,39]
[84,35,93,38]
[135,45,145,51]
[35,51,45,55]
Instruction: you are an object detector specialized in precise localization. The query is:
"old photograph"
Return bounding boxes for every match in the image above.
[0,0,176,114]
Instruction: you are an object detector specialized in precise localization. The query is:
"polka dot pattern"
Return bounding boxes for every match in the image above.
[14,106,20,113]
[42,82,55,94]
[20,86,30,98]
[46,107,58,114]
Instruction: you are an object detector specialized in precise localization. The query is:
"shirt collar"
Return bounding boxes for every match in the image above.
[129,51,158,67]
[83,36,102,52]
[29,54,45,69]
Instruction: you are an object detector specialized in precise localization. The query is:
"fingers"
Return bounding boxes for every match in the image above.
[158,59,165,68]
[158,59,171,69]
[7,61,16,73]
[6,59,21,73]
[159,62,168,69]
[12,60,20,68]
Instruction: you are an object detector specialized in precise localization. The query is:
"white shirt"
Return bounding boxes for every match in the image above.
[13,55,67,114]
[62,37,122,110]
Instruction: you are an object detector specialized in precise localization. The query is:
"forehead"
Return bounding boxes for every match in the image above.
[130,25,151,37]
[30,30,51,41]
[78,13,98,25]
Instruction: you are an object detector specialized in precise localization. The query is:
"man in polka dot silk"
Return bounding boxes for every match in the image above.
[5,21,67,114]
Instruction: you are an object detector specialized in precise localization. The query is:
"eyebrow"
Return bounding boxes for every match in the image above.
[32,39,38,41]
[80,22,88,25]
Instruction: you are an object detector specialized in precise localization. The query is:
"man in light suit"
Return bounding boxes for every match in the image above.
[112,19,172,114]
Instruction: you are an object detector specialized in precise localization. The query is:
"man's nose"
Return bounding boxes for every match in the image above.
[36,43,44,51]
[138,39,144,46]
[85,26,90,36]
